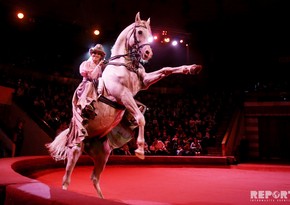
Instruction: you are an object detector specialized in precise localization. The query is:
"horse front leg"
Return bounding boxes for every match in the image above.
[134,120,145,159]
[142,64,202,88]
[62,144,83,190]
[120,90,145,159]
[167,64,202,75]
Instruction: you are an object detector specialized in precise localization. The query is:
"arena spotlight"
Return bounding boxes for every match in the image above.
[172,40,178,46]
[164,37,170,43]
[17,12,24,19]
[93,29,100,36]
[162,30,168,35]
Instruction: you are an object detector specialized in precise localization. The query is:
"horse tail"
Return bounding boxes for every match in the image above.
[46,128,69,161]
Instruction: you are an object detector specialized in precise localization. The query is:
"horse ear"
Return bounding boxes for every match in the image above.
[135,12,141,23]
[147,18,151,25]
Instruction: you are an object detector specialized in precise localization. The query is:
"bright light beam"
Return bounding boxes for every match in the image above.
[17,12,24,19]
[172,40,178,46]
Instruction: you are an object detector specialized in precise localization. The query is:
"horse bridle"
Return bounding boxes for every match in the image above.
[127,24,151,57]
[105,23,151,72]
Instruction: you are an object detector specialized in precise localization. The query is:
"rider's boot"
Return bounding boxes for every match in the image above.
[135,140,145,160]
[81,101,96,125]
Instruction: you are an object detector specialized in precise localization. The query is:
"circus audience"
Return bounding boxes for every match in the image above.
[190,137,202,156]
[2,69,241,157]
[2,67,290,159]
[16,79,220,156]
[149,138,169,155]
[176,145,184,156]
[143,142,151,155]
[119,144,131,155]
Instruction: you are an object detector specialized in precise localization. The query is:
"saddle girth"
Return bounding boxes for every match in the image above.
[98,95,126,110]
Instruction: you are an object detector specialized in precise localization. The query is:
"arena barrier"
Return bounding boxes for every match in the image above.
[0,155,233,204]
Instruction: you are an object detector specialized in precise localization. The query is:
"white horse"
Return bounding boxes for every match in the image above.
[46,12,202,198]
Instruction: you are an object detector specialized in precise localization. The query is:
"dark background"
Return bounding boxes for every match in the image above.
[1,0,290,86]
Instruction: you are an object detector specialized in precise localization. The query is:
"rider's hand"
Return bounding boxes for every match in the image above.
[98,60,105,67]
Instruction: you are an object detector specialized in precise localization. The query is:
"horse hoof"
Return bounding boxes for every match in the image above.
[189,65,202,75]
[135,149,145,160]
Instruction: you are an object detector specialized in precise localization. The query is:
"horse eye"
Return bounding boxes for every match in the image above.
[138,30,143,35]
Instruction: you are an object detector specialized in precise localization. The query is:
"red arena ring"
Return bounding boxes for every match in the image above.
[1,155,290,205]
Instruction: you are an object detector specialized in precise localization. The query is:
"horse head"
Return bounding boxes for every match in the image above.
[127,12,153,62]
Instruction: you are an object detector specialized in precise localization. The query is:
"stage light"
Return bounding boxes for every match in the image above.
[162,30,168,35]
[17,12,24,19]
[93,29,100,36]
[164,37,170,43]
[172,40,178,46]
[180,39,184,43]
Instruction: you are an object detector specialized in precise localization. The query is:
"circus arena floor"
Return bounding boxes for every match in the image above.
[1,155,290,205]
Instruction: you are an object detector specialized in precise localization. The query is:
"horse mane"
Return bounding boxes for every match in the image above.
[110,23,134,55]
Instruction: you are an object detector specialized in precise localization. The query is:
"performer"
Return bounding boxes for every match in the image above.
[76,44,106,111]
[67,44,106,146]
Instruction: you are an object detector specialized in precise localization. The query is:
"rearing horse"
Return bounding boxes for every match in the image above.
[46,12,202,198]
